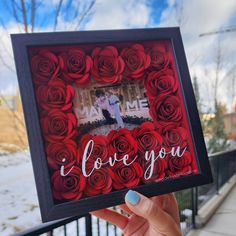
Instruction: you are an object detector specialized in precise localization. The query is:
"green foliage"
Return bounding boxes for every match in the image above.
[207,101,228,153]
[192,75,228,154]
[175,189,192,221]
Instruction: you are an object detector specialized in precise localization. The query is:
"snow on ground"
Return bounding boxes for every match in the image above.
[0,151,41,236]
[0,151,122,236]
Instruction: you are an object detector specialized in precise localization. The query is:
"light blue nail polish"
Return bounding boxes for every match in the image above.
[125,190,140,205]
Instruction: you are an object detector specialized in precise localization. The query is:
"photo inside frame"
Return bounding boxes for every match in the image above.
[73,80,152,137]
[28,39,199,203]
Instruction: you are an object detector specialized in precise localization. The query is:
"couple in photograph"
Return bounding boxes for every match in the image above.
[95,89,124,129]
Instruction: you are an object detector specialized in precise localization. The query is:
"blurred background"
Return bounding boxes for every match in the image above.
[0,0,235,236]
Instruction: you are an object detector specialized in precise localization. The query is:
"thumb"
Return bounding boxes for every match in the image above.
[125,190,181,236]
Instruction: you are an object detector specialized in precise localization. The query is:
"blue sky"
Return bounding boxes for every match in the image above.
[148,0,169,25]
[0,0,236,111]
[0,0,168,30]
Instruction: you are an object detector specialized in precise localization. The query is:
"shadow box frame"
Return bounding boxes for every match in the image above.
[11,27,212,222]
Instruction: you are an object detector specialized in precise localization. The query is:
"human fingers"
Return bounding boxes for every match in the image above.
[164,193,180,224]
[152,193,180,224]
[90,208,128,229]
[123,214,147,236]
[117,204,133,215]
[125,190,181,236]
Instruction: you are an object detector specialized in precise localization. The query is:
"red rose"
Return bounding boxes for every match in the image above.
[36,78,74,111]
[139,158,167,183]
[132,121,163,154]
[147,44,170,71]
[91,46,124,84]
[84,167,112,196]
[60,49,93,86]
[51,166,85,201]
[108,128,138,159]
[110,161,143,190]
[149,95,183,130]
[41,110,77,142]
[144,69,178,99]
[31,50,61,85]
[78,134,109,164]
[121,44,151,80]
[163,126,188,151]
[46,139,77,170]
[166,151,192,177]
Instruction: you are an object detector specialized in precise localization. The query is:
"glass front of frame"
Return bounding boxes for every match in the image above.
[28,40,199,203]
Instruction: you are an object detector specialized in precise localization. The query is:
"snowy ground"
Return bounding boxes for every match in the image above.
[0,151,41,235]
[0,151,122,236]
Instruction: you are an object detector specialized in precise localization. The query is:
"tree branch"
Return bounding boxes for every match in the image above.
[64,0,73,24]
[9,0,23,32]
[53,0,63,31]
[31,0,36,32]
[74,0,96,30]
[20,0,28,33]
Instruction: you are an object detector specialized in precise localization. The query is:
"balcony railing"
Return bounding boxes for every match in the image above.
[14,149,236,236]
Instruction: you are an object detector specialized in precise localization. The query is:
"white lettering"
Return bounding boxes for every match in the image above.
[139,98,148,109]
[126,101,138,112]
[60,141,188,181]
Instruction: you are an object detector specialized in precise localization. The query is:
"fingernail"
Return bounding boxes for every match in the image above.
[125,190,140,205]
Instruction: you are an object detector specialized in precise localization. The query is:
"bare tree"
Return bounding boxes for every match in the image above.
[173,0,187,28]
[53,0,63,31]
[213,40,222,108]
[0,0,96,150]
[1,0,96,33]
[206,38,230,153]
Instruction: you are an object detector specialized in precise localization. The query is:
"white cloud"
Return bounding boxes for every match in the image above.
[158,0,236,112]
[1,0,236,113]
[84,0,150,30]
[0,22,20,96]
[0,0,151,96]
[0,82,17,95]
[0,21,55,96]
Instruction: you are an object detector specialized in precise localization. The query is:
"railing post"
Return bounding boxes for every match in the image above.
[216,156,220,194]
[195,187,198,215]
[191,188,196,229]
[85,214,92,236]
[97,217,100,235]
[234,151,236,174]
[47,231,53,236]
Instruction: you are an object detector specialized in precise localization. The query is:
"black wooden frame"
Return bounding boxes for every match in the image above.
[11,27,212,222]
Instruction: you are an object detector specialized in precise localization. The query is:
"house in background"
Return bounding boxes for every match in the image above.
[223,112,236,149]
[0,92,27,153]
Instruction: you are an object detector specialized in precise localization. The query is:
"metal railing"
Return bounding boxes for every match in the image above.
[196,149,236,210]
[15,149,236,236]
